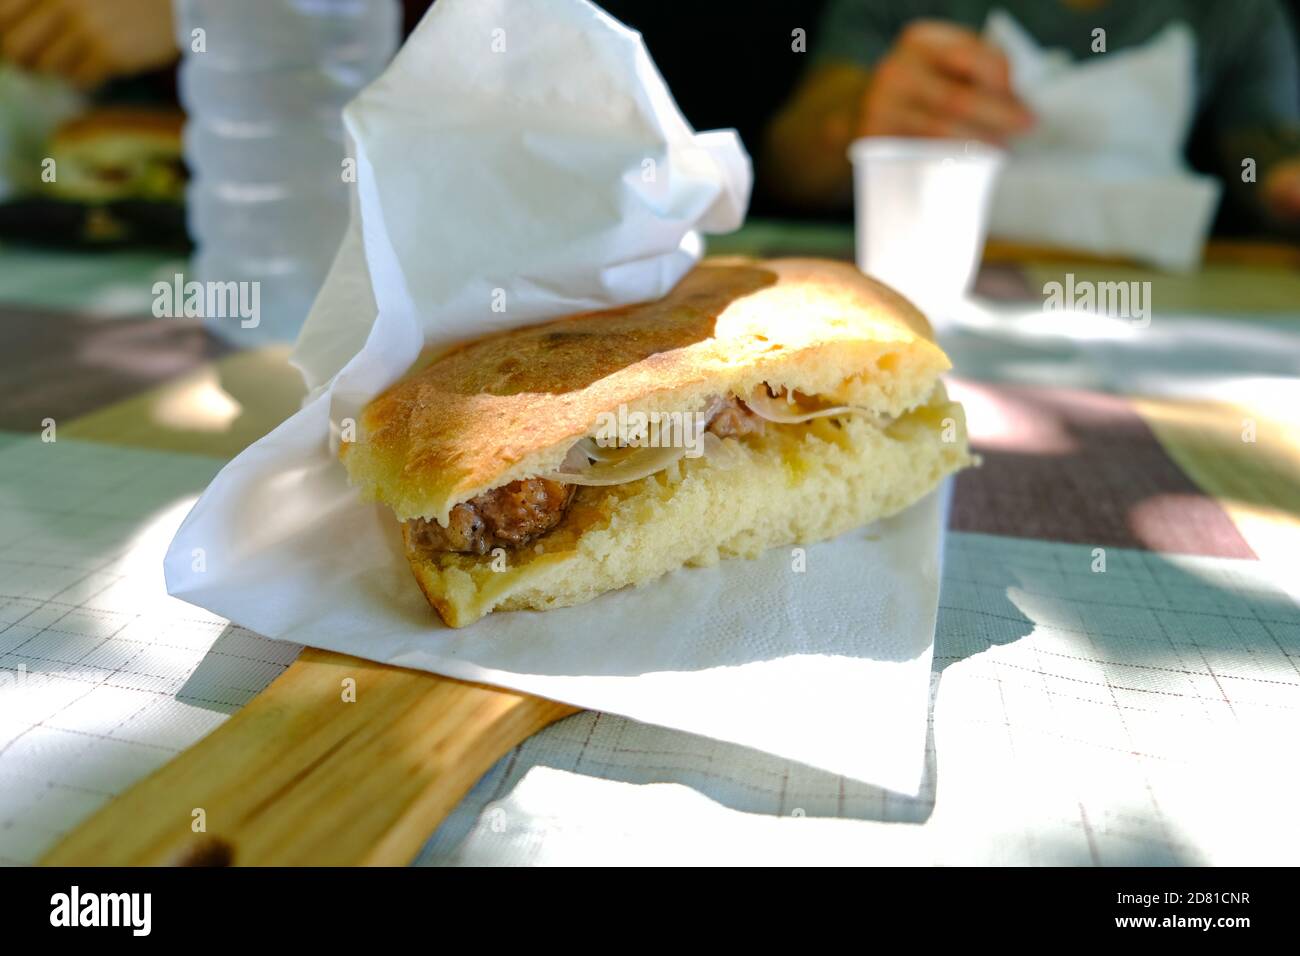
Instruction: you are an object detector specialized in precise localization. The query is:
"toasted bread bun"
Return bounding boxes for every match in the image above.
[405,384,969,627]
[343,258,953,526]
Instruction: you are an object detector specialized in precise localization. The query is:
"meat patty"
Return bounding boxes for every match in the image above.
[706,396,765,439]
[407,478,576,555]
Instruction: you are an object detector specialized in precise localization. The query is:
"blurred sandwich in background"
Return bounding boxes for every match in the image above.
[45,107,185,204]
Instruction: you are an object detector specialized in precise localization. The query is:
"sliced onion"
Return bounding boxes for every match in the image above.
[699,431,748,470]
[550,396,725,484]
[569,436,625,463]
[743,387,876,424]
[547,388,885,487]
[550,442,688,485]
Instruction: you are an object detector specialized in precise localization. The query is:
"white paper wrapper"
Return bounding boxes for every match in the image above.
[164,0,946,793]
[985,10,1221,272]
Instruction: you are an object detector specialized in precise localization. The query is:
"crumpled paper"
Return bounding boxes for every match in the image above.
[985,10,1221,272]
[163,0,946,792]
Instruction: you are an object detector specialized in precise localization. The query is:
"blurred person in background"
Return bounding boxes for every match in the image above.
[763,0,1300,233]
[0,0,177,89]
[5,0,1300,237]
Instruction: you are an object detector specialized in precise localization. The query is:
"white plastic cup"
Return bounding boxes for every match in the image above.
[849,137,1005,324]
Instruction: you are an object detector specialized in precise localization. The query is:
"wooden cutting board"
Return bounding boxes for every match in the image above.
[38,346,578,865]
[42,648,578,866]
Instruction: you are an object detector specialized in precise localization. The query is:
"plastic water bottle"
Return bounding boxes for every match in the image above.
[173,0,400,345]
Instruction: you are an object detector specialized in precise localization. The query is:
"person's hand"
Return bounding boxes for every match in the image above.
[1262,159,1300,220]
[0,0,177,89]
[860,20,1035,144]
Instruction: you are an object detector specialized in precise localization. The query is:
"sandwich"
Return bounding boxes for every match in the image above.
[46,108,186,204]
[341,257,972,627]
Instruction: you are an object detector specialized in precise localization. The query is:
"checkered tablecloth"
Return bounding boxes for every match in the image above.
[1,251,1297,865]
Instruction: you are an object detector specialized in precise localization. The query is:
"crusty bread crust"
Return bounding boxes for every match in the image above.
[342,258,952,525]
